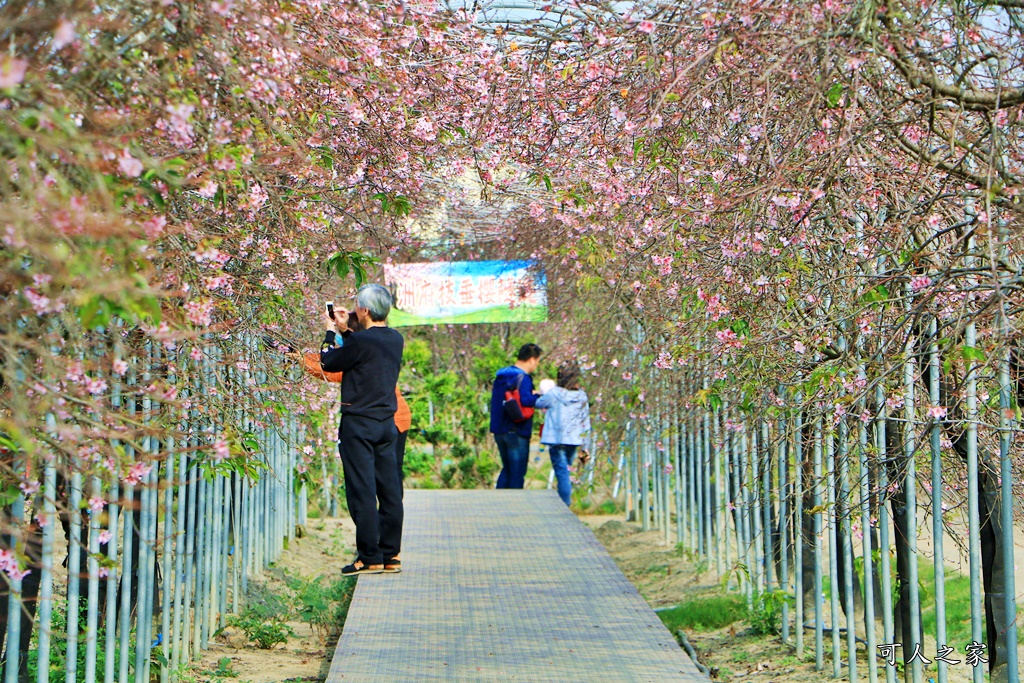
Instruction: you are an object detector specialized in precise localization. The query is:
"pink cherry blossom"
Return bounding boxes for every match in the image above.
[0,58,27,88]
[118,150,144,178]
[53,18,76,50]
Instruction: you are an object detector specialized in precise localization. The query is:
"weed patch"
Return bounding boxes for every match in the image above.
[657,593,748,633]
[225,611,294,650]
[286,574,357,644]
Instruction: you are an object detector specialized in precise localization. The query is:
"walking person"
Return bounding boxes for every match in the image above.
[319,284,404,575]
[489,343,542,489]
[536,362,592,506]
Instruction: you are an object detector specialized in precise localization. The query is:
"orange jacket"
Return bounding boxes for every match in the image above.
[303,353,410,433]
[394,393,411,433]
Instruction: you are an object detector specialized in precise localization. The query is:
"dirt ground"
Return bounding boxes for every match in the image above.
[581,516,982,683]
[186,517,357,683]
[198,512,986,683]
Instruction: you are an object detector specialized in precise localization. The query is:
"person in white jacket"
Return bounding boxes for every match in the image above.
[536,363,592,506]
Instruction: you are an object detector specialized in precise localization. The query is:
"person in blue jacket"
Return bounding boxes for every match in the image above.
[489,343,542,489]
[536,362,592,506]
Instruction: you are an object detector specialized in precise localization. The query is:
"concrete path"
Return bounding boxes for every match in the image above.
[327,490,707,682]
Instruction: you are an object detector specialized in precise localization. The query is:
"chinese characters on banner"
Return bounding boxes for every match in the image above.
[383,260,548,328]
[877,642,987,668]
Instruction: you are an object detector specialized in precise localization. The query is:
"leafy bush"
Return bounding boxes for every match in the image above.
[287,574,357,644]
[241,582,291,622]
[26,602,122,683]
[201,657,237,679]
[749,590,792,636]
[225,612,292,649]
[403,448,435,477]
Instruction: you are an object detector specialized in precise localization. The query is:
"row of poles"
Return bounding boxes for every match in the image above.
[619,344,1020,683]
[1,338,309,683]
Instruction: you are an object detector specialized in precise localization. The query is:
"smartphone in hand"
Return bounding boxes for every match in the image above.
[326,301,335,319]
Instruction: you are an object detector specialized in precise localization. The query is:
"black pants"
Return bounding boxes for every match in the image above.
[396,430,408,486]
[339,414,404,565]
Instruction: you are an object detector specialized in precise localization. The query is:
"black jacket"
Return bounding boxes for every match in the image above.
[320,327,404,421]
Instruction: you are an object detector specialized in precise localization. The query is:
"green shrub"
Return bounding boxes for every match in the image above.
[403,448,434,477]
[241,583,291,622]
[26,603,121,683]
[201,657,237,678]
[749,590,792,636]
[225,612,292,649]
[287,574,357,644]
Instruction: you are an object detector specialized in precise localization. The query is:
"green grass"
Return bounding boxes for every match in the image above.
[919,563,974,651]
[824,559,974,650]
[657,593,748,632]
[388,304,547,327]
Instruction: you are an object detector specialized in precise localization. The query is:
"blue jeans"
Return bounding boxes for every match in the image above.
[548,444,578,505]
[494,432,530,489]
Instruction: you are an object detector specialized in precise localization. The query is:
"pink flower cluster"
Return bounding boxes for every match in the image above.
[0,549,29,582]
[185,299,214,327]
[124,462,153,486]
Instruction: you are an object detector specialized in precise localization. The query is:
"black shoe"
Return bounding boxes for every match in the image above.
[342,560,385,576]
[383,557,402,573]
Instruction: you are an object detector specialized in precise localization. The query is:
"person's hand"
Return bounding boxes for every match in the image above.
[335,307,351,333]
[579,449,591,464]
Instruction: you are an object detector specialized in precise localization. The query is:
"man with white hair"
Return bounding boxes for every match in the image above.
[320,284,405,575]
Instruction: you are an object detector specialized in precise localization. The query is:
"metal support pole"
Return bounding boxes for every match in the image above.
[903,334,922,683]
[794,402,804,658]
[813,416,824,671]
[826,428,841,678]
[84,477,102,683]
[702,409,713,560]
[4,468,25,683]
[761,420,774,594]
[36,460,57,683]
[929,319,948,683]
[778,415,790,644]
[876,389,895,683]
[65,471,83,683]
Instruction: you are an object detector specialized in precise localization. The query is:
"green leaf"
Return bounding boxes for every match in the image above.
[242,433,260,452]
[861,284,890,305]
[79,297,104,329]
[0,485,19,509]
[826,83,843,108]
[960,345,986,363]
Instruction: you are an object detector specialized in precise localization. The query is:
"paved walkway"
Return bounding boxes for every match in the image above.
[327,490,707,682]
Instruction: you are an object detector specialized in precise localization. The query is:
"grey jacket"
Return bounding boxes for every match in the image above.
[536,387,592,448]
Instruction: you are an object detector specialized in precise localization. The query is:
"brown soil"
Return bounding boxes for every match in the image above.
[187,517,356,683]
[198,511,984,683]
[581,515,979,683]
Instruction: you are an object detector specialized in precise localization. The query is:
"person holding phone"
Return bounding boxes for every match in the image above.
[319,284,405,575]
